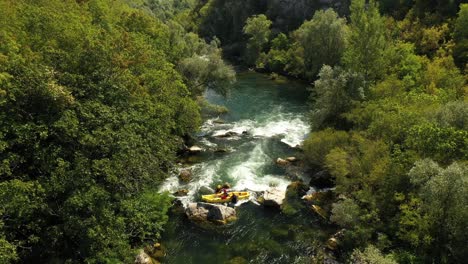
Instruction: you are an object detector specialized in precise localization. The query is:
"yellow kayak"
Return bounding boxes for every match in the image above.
[202,192,250,203]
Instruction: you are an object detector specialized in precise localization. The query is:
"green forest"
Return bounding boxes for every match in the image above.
[0,0,467,263]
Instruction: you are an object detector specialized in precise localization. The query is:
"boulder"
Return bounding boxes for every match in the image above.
[326,237,338,250]
[135,250,153,264]
[178,169,192,182]
[188,145,202,153]
[260,188,286,207]
[198,185,215,195]
[326,229,345,251]
[186,202,237,225]
[276,158,290,166]
[281,181,309,215]
[173,189,189,196]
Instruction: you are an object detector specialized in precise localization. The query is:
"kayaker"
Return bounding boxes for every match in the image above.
[231,193,238,204]
[221,188,228,199]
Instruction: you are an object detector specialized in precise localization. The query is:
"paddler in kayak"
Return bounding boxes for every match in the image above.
[215,182,231,193]
[220,188,229,199]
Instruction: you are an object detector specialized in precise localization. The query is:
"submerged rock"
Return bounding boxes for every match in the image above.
[214,147,229,153]
[259,188,286,207]
[214,131,239,138]
[186,202,237,225]
[178,169,192,182]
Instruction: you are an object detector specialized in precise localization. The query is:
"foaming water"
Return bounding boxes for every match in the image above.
[160,72,319,263]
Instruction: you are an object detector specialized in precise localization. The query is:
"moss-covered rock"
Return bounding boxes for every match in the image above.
[178,169,192,182]
[281,181,308,215]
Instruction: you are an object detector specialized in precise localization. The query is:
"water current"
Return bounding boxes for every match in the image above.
[159,72,330,263]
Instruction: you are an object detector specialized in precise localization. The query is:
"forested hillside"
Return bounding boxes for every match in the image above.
[0,0,467,263]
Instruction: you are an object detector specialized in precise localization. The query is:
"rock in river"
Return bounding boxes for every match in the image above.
[186,202,237,225]
[214,131,239,138]
[198,185,215,195]
[276,158,290,166]
[259,188,286,207]
[178,169,192,182]
[173,189,189,196]
[188,145,202,153]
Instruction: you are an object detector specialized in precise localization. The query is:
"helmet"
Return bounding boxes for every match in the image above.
[217,185,222,188]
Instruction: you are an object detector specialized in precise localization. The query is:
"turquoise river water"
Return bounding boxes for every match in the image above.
[159,72,332,263]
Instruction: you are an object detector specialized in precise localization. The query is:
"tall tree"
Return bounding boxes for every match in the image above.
[294,9,348,79]
[243,14,272,65]
[343,0,386,87]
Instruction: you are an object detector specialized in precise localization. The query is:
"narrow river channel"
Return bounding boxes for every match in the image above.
[159,72,331,263]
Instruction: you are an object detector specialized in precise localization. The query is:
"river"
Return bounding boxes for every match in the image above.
[159,72,330,263]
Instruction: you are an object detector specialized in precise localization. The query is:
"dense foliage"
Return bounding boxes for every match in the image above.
[0,0,234,263]
[1,0,467,263]
[302,1,467,263]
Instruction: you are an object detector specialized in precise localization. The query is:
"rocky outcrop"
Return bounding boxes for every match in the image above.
[259,188,286,207]
[178,169,192,182]
[186,202,237,225]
